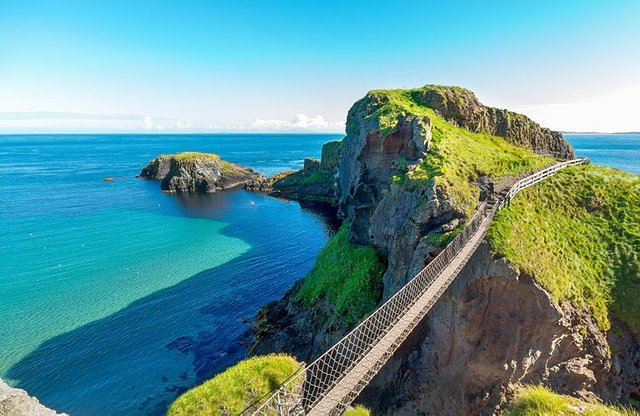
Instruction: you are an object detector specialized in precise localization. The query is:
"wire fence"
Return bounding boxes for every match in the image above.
[245,157,588,415]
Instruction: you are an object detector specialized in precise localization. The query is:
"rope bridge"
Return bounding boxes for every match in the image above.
[246,157,589,415]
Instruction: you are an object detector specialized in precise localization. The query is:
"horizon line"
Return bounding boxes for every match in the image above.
[1,131,638,136]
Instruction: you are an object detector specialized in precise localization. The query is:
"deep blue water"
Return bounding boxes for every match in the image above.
[0,134,341,415]
[565,133,640,174]
[0,132,637,416]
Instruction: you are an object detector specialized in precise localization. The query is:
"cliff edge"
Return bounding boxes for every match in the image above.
[248,85,639,414]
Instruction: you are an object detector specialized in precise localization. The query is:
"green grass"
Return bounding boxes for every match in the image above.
[344,405,372,416]
[272,169,333,187]
[349,87,553,217]
[168,354,301,416]
[294,224,386,326]
[220,160,247,175]
[425,224,464,247]
[302,170,334,185]
[508,385,639,416]
[159,152,246,175]
[488,165,640,334]
[170,151,221,162]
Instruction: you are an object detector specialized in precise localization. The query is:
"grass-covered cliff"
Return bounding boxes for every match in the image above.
[177,85,638,414]
[294,224,386,326]
[489,164,640,334]
[344,87,556,218]
[508,385,638,416]
[139,151,259,193]
[168,354,300,415]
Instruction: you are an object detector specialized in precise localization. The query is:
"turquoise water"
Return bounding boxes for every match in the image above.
[0,134,341,415]
[0,133,637,415]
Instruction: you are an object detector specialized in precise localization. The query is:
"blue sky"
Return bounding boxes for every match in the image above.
[1,0,639,133]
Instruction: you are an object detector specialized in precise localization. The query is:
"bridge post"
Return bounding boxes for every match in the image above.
[273,364,306,415]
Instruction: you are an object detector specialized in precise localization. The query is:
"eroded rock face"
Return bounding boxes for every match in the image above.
[338,97,468,297]
[245,141,342,205]
[0,379,66,416]
[249,281,348,362]
[413,86,574,158]
[139,153,260,193]
[357,243,639,414]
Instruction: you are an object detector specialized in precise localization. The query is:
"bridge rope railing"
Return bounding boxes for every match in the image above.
[247,157,589,415]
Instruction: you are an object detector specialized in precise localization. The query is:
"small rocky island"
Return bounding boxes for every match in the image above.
[138,152,260,193]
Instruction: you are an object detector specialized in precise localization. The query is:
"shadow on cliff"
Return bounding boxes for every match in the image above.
[7,190,339,416]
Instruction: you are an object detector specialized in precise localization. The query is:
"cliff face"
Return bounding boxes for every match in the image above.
[139,152,260,193]
[337,86,569,296]
[410,85,574,158]
[357,243,639,414]
[246,141,342,205]
[248,85,638,413]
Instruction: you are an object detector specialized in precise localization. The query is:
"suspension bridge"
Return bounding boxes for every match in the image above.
[246,157,589,415]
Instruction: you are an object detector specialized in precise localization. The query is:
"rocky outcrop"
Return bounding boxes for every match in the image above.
[138,152,260,193]
[248,85,638,414]
[357,242,639,414]
[245,141,342,205]
[0,379,66,416]
[411,85,574,158]
[249,281,347,362]
[337,86,576,295]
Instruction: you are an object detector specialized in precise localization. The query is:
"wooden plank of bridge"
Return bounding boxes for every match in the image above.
[308,211,495,415]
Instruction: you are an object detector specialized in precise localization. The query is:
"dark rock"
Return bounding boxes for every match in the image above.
[358,243,639,414]
[244,140,342,206]
[166,336,195,354]
[413,85,574,158]
[138,152,261,194]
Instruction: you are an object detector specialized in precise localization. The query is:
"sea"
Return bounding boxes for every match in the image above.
[0,133,637,415]
[0,134,342,415]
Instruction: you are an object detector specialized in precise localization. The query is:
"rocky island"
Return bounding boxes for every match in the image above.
[169,85,639,415]
[139,152,261,193]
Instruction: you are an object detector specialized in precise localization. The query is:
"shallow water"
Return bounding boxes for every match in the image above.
[0,134,341,415]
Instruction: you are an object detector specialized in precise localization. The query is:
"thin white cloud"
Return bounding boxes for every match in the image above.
[514,84,640,133]
[251,114,344,132]
[0,112,345,133]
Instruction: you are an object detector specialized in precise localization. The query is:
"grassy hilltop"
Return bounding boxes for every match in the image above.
[349,87,553,217]
[489,164,640,333]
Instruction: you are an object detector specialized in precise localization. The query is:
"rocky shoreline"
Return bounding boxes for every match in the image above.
[0,379,66,416]
[138,152,261,193]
